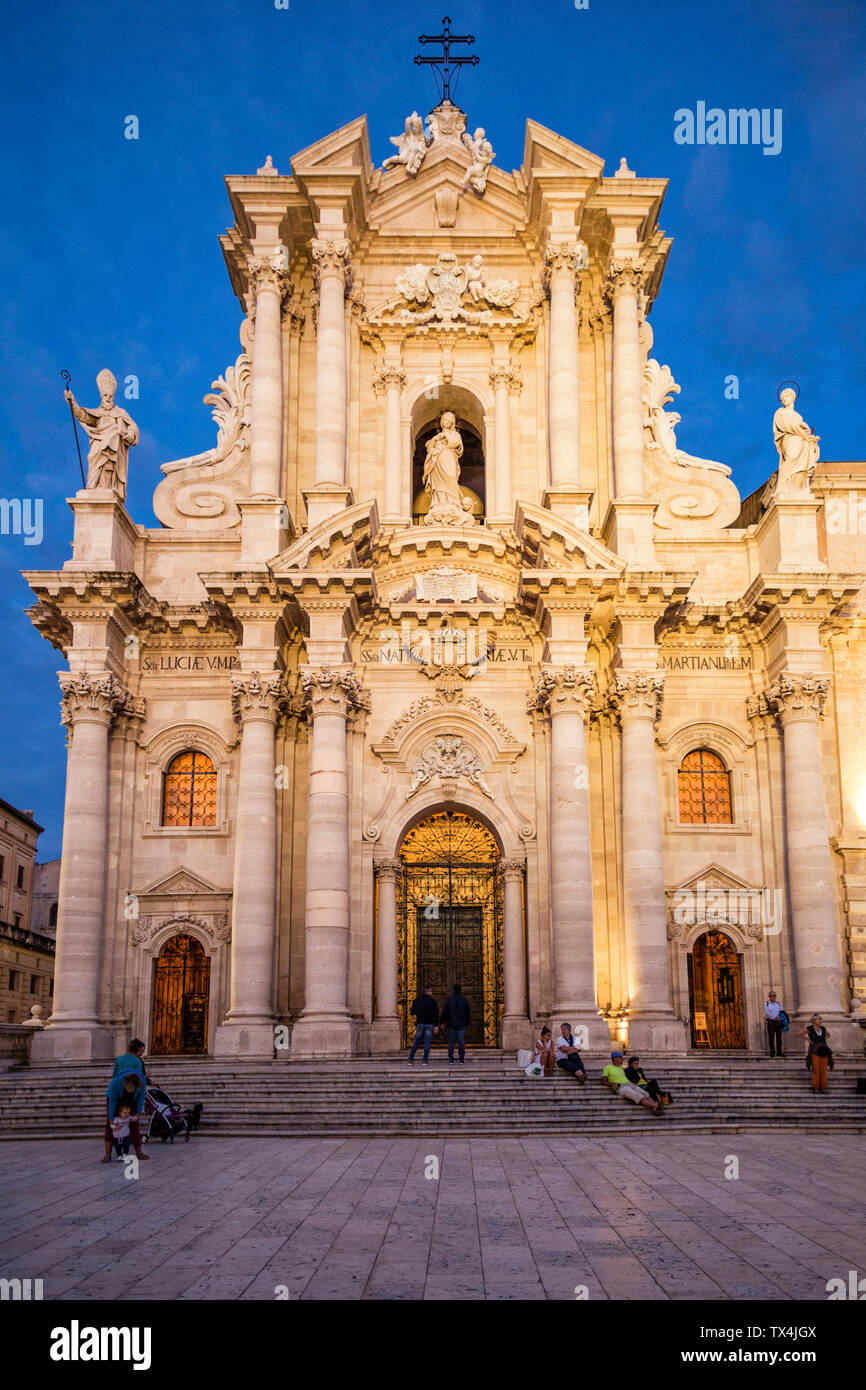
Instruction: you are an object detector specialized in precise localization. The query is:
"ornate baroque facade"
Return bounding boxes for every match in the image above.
[26,102,866,1061]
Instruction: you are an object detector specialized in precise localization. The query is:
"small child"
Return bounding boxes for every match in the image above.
[110,1103,134,1158]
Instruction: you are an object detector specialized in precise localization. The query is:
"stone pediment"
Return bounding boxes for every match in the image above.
[270,499,379,572]
[514,502,625,575]
[671,863,757,895]
[136,867,228,899]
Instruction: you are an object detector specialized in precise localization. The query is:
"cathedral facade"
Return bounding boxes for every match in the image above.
[27,101,866,1062]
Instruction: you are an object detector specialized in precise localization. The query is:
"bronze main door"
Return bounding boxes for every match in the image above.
[151,934,210,1055]
[395,811,503,1046]
[688,930,746,1048]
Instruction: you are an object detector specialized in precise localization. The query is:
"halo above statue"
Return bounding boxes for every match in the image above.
[776,380,800,402]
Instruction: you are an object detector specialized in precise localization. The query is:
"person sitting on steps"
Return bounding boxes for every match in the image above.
[555,1022,587,1083]
[535,1026,555,1076]
[602,1050,662,1115]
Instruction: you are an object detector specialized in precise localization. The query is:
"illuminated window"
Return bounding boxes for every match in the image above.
[161,751,217,828]
[678,749,732,824]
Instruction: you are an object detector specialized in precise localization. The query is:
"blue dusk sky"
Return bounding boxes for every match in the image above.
[1,0,864,858]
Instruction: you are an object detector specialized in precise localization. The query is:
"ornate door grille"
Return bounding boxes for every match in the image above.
[397,811,503,1046]
[151,934,211,1055]
[688,930,746,1048]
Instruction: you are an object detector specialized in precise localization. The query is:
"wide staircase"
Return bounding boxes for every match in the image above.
[1,1052,864,1138]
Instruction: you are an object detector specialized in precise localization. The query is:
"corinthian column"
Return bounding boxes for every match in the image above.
[489,366,520,519]
[499,856,530,1048]
[606,260,647,498]
[247,258,290,499]
[536,666,599,1044]
[31,673,124,1062]
[373,858,402,1051]
[214,672,287,1058]
[311,237,351,489]
[292,666,367,1057]
[762,675,848,1023]
[373,366,406,521]
[610,672,685,1052]
[545,240,585,488]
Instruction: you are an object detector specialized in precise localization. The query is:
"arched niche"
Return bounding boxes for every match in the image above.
[409,384,488,523]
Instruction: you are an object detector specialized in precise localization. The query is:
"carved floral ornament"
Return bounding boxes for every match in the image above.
[130,913,230,949]
[59,672,134,728]
[408,735,493,799]
[533,666,595,719]
[310,237,352,288]
[747,673,831,725]
[607,671,666,722]
[544,240,589,279]
[391,252,520,327]
[373,858,403,883]
[372,366,407,395]
[604,258,647,300]
[230,672,291,725]
[301,666,370,718]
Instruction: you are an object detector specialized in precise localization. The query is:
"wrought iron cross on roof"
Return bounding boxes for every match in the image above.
[415,15,479,104]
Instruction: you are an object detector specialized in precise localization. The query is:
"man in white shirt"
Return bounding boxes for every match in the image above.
[764,991,784,1058]
[554,1023,586,1083]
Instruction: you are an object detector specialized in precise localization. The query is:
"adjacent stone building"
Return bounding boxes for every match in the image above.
[25,99,866,1062]
[0,801,55,1025]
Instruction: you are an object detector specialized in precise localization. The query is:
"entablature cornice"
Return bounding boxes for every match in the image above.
[514,502,625,573]
[272,498,378,572]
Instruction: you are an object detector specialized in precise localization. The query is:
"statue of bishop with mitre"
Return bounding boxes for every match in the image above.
[64,368,139,502]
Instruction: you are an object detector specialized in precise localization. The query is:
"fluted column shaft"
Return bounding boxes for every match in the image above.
[221,676,286,1036]
[490,367,519,517]
[607,260,646,497]
[546,242,584,487]
[374,860,401,1024]
[499,859,527,1024]
[47,674,122,1030]
[295,669,366,1046]
[248,261,288,499]
[312,238,351,487]
[611,673,679,1044]
[767,676,845,1015]
[375,368,406,519]
[538,668,597,1022]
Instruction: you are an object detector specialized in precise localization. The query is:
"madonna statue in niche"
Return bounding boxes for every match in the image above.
[421,412,475,527]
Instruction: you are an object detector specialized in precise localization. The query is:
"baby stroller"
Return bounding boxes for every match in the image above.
[141,1084,193,1144]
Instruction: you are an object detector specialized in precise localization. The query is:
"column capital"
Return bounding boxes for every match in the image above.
[301,664,369,718]
[544,239,588,278]
[231,671,290,725]
[489,365,522,394]
[604,257,646,300]
[608,670,665,722]
[534,665,594,719]
[753,672,831,726]
[310,236,352,289]
[498,857,526,882]
[372,365,406,396]
[247,256,293,301]
[374,858,403,883]
[59,671,125,729]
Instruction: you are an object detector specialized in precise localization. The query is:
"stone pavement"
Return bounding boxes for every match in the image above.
[1,1135,864,1301]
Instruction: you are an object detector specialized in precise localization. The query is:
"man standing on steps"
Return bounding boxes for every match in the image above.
[440,981,471,1064]
[764,990,785,1058]
[408,983,439,1065]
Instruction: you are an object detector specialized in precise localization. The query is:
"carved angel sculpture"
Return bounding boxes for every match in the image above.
[383,112,429,176]
[462,127,495,194]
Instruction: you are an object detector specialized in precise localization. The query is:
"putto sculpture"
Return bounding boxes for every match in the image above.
[462,126,495,195]
[773,386,820,496]
[421,411,475,528]
[382,111,430,176]
[64,369,139,501]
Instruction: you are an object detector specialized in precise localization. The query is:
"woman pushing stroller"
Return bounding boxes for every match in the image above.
[101,1038,150,1163]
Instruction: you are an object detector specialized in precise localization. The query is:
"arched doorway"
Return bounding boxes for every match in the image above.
[151,934,211,1055]
[687,930,746,1048]
[397,810,503,1046]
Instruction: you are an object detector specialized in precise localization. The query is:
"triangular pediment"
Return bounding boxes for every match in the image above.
[291,115,373,174]
[523,119,605,179]
[515,502,625,575]
[137,867,228,899]
[372,147,527,237]
[672,863,757,894]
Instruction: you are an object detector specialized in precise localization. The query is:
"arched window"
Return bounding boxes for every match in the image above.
[678,749,732,824]
[48,902,58,928]
[162,751,217,827]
